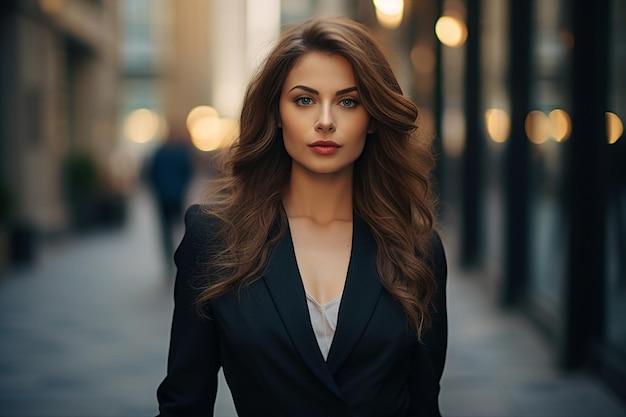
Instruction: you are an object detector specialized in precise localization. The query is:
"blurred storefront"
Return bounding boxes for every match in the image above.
[0,0,120,267]
[417,0,626,401]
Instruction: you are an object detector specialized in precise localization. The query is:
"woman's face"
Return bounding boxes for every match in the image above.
[279,51,371,177]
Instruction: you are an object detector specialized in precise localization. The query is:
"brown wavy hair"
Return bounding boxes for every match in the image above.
[198,16,437,338]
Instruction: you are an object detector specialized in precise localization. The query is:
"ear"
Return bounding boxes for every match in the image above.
[367,121,376,134]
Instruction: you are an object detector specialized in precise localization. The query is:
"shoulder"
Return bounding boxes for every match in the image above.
[429,230,447,280]
[183,203,219,226]
[172,205,228,307]
[181,204,224,240]
[174,204,224,269]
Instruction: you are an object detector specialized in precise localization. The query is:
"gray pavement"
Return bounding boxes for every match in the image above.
[440,230,626,417]
[0,189,624,417]
[0,189,235,417]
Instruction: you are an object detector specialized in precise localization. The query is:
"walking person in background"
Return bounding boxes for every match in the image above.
[147,130,194,271]
[157,16,447,417]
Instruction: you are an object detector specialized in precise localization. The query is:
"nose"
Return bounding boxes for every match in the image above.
[315,104,336,133]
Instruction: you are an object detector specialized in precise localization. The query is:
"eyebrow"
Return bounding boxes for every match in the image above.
[288,85,358,96]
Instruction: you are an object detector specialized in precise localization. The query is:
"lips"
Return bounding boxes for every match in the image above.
[308,140,341,155]
[309,140,340,147]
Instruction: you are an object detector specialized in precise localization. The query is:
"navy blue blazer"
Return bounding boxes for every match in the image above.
[157,204,448,417]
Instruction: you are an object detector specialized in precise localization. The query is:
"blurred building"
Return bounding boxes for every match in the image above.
[0,0,120,265]
[117,0,361,184]
[414,0,626,403]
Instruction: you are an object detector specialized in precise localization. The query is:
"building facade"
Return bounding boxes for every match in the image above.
[424,0,626,401]
[0,0,120,265]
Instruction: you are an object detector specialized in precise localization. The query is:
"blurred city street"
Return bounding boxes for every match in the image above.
[0,188,624,417]
[0,187,235,417]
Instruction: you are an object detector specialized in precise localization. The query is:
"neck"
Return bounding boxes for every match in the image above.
[283,165,354,224]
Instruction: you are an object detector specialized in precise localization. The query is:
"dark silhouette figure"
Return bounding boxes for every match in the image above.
[148,134,194,270]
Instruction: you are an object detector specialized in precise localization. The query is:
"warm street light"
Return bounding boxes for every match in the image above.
[373,0,404,29]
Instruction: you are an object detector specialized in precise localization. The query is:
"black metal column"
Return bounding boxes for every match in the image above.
[561,0,609,369]
[502,0,531,306]
[460,0,482,267]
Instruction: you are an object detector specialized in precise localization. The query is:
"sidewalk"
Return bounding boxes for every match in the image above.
[0,189,170,416]
[0,188,236,417]
[0,190,624,417]
[439,229,626,416]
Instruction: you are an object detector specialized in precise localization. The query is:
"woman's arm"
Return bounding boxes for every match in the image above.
[156,205,221,417]
[408,231,448,416]
[423,231,448,380]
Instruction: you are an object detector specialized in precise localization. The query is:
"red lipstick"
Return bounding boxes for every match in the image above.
[309,140,341,155]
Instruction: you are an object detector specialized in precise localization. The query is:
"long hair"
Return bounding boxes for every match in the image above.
[198,16,438,338]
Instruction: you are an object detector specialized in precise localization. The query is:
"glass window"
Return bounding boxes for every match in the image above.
[480,0,509,282]
[526,0,573,331]
[605,0,626,356]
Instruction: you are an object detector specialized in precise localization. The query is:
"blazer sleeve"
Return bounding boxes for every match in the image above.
[408,231,448,416]
[156,205,221,417]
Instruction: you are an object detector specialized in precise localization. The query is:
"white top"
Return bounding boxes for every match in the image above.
[305,292,342,360]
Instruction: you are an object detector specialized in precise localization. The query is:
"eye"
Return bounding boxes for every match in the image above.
[340,98,358,108]
[295,96,313,106]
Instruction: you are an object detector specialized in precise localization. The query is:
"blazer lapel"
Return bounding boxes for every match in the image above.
[262,225,344,400]
[326,215,383,374]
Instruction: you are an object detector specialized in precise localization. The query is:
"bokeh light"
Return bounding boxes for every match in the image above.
[548,109,572,142]
[606,112,623,144]
[219,118,240,147]
[186,106,219,131]
[123,108,162,144]
[435,16,468,47]
[525,111,551,145]
[186,105,239,151]
[373,0,404,29]
[485,108,511,143]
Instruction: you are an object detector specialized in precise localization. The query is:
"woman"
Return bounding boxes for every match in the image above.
[157,16,447,417]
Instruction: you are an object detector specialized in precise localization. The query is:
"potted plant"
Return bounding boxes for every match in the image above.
[62,151,100,230]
